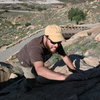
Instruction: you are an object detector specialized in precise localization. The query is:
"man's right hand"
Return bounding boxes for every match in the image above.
[33,61,70,81]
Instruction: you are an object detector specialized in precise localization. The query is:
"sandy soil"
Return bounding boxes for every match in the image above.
[0,0,62,4]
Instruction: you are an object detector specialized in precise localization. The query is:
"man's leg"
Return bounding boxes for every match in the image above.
[21,66,35,79]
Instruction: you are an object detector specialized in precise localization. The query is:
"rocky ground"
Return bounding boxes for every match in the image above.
[0,0,100,82]
[45,24,100,75]
[0,1,100,48]
[0,0,62,4]
[0,24,100,82]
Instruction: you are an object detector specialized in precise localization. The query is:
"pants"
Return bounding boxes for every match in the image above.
[19,66,35,79]
[15,57,35,79]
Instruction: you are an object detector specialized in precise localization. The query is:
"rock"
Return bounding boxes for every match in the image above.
[62,29,89,47]
[7,56,24,75]
[95,33,100,41]
[0,62,14,82]
[84,49,100,60]
[89,25,100,37]
[14,36,19,40]
[12,15,22,25]
[9,73,18,79]
[54,65,72,75]
[69,55,93,71]
[79,59,93,71]
[92,6,97,8]
[84,49,95,56]
[17,26,23,30]
[27,25,35,30]
[83,56,100,67]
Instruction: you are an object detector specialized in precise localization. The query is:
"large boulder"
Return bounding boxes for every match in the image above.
[9,73,18,79]
[0,62,14,82]
[83,56,100,67]
[95,33,100,41]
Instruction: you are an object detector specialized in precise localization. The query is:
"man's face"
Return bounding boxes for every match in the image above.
[46,38,61,53]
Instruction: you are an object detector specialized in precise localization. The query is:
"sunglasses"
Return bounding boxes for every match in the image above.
[48,38,61,45]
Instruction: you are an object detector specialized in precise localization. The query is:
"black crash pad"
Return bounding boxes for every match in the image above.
[0,67,100,100]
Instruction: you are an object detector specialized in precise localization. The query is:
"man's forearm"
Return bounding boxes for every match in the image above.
[36,66,68,81]
[66,57,76,70]
[61,56,76,70]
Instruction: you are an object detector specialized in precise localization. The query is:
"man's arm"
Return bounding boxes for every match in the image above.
[57,43,75,70]
[33,61,69,80]
[61,55,76,70]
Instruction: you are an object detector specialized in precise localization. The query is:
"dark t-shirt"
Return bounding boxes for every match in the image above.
[16,35,66,67]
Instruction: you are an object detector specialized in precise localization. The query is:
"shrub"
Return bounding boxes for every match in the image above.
[68,8,87,24]
[25,22,31,27]
[36,6,47,11]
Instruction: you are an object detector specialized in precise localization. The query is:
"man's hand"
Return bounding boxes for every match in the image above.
[69,68,77,73]
[61,56,76,72]
[33,61,68,81]
[69,68,84,74]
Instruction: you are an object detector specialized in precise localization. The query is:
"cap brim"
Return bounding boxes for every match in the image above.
[49,33,65,42]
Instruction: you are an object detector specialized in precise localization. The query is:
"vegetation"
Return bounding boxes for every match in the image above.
[68,8,87,24]
[46,54,60,67]
[25,22,31,27]
[64,37,100,55]
[58,0,94,4]
[0,1,99,48]
[0,3,48,11]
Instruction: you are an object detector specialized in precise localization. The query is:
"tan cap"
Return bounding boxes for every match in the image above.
[44,25,64,42]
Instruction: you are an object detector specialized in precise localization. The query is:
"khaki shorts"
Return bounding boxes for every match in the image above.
[15,57,35,79]
[20,66,35,79]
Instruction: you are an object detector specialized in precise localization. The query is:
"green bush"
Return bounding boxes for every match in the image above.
[25,22,31,27]
[68,8,87,24]
[36,6,47,11]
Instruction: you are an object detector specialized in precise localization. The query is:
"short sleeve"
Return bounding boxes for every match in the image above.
[56,43,66,56]
[28,46,43,63]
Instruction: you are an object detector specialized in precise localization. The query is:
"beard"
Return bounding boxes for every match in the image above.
[49,46,57,53]
[45,41,57,53]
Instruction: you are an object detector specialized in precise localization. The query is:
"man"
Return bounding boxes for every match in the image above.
[16,25,76,81]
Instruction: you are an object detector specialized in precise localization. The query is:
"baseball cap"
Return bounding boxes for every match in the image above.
[44,25,65,42]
